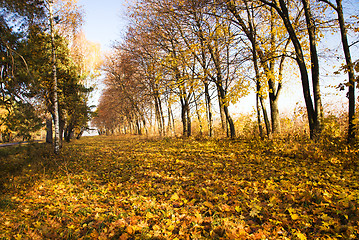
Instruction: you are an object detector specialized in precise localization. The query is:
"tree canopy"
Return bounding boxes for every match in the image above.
[0,0,100,146]
[93,0,358,142]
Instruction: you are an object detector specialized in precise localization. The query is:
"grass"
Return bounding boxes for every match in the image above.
[0,135,358,239]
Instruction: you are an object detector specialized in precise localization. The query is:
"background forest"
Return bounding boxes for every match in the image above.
[91,0,359,144]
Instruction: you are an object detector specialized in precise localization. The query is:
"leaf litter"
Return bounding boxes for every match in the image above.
[0,135,358,239]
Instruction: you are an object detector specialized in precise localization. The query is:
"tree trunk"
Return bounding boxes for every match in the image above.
[260,0,322,139]
[204,81,213,137]
[136,119,142,135]
[158,96,165,136]
[268,8,281,135]
[167,97,173,135]
[269,96,280,135]
[154,96,163,136]
[49,1,60,154]
[180,96,188,137]
[167,100,175,136]
[252,35,271,137]
[64,123,74,142]
[256,93,264,138]
[194,95,203,136]
[186,98,191,137]
[59,117,65,147]
[76,128,84,139]
[217,83,236,138]
[302,0,323,138]
[217,87,227,136]
[259,95,271,136]
[46,116,53,143]
[335,0,356,142]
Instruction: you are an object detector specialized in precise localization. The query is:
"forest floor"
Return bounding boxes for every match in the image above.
[0,135,358,239]
[0,140,44,148]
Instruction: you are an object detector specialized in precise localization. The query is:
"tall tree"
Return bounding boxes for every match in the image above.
[47,0,60,154]
[259,0,324,139]
[319,0,356,142]
[0,0,46,141]
[223,0,290,136]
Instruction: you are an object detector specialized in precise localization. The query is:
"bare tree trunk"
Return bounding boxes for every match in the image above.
[269,97,280,134]
[168,100,175,136]
[259,95,271,136]
[256,93,264,138]
[180,97,187,137]
[59,117,65,146]
[154,96,163,136]
[194,95,203,136]
[338,2,356,143]
[204,81,213,137]
[252,35,271,137]
[268,8,281,135]
[158,96,166,136]
[321,0,356,142]
[302,0,323,137]
[217,87,227,136]
[166,97,173,135]
[186,98,191,137]
[217,83,236,138]
[136,119,142,135]
[49,0,60,154]
[46,115,53,143]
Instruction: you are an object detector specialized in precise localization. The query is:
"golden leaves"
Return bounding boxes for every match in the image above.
[295,231,307,240]
[170,192,179,201]
[1,136,359,239]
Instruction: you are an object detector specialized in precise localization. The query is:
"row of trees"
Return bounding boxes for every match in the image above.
[94,0,358,141]
[0,0,100,152]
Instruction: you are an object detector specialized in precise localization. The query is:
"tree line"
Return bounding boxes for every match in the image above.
[93,0,358,141]
[0,0,101,152]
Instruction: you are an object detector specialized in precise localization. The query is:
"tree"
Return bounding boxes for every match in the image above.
[18,24,91,144]
[319,0,356,142]
[99,47,152,136]
[259,0,324,140]
[47,0,61,154]
[0,0,46,141]
[1,0,95,146]
[1,102,43,141]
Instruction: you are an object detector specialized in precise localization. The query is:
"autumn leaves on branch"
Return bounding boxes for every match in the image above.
[94,0,358,141]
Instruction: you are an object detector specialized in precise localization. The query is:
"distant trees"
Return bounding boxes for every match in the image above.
[93,0,358,141]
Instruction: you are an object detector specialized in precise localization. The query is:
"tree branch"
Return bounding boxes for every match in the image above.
[317,0,337,11]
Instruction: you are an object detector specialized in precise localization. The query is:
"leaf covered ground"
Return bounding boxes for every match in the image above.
[0,135,359,239]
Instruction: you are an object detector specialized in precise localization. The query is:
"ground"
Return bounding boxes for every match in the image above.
[0,135,358,239]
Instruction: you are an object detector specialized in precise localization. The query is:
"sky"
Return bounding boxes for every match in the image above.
[77,0,128,52]
[76,0,356,118]
[76,0,130,109]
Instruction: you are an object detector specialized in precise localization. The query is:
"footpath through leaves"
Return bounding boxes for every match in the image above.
[0,136,358,239]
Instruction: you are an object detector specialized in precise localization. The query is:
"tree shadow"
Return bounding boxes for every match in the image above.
[0,143,58,204]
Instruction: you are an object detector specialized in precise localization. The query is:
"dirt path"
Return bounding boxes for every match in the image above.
[0,140,44,148]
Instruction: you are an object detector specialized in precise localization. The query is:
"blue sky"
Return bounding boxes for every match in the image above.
[77,0,130,107]
[77,0,128,51]
[77,0,356,114]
